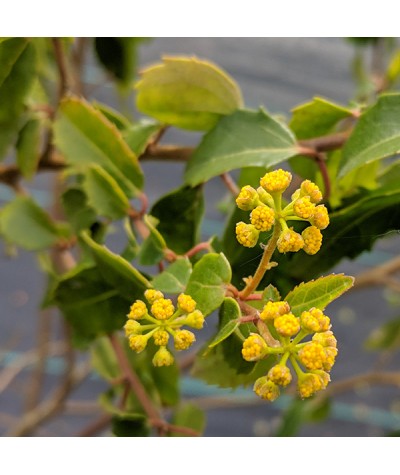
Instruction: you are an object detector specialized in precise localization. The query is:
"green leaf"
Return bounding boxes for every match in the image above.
[136,56,243,131]
[90,337,121,381]
[111,417,150,437]
[16,117,42,179]
[0,38,37,159]
[83,165,130,219]
[99,389,145,420]
[121,217,139,261]
[95,37,146,90]
[184,108,297,186]
[138,215,167,266]
[150,362,180,407]
[365,316,400,350]
[150,185,204,254]
[53,96,143,193]
[285,274,354,317]
[80,231,150,300]
[170,403,206,436]
[207,298,240,349]
[339,94,400,178]
[0,196,61,250]
[152,258,192,293]
[92,101,130,130]
[262,284,281,303]
[54,265,131,341]
[290,96,353,140]
[387,51,400,85]
[123,120,161,155]
[61,187,97,232]
[185,253,231,316]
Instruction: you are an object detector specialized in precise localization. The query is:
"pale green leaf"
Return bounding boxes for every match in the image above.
[138,215,167,266]
[290,96,353,140]
[83,165,130,219]
[208,298,240,349]
[185,253,231,316]
[170,403,206,436]
[339,94,400,178]
[53,96,143,193]
[136,56,243,131]
[184,108,297,186]
[152,258,192,294]
[123,120,161,155]
[285,274,354,317]
[16,117,42,179]
[0,196,61,250]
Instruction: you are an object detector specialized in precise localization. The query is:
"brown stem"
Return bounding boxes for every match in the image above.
[315,153,331,200]
[52,38,71,99]
[298,131,350,154]
[140,144,194,162]
[78,413,112,437]
[324,371,400,398]
[220,173,240,196]
[184,241,212,258]
[239,224,281,299]
[353,255,400,290]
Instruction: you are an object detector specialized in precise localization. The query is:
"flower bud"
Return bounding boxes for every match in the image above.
[235,185,259,211]
[235,222,260,248]
[152,346,174,367]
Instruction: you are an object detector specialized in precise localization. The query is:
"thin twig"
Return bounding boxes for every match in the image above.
[52,38,71,99]
[220,173,240,196]
[315,153,331,200]
[353,255,400,290]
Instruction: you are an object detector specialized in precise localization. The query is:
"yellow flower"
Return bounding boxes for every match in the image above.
[260,169,292,193]
[151,298,175,320]
[298,342,327,370]
[250,205,275,232]
[274,313,300,337]
[323,347,338,371]
[174,329,196,350]
[302,226,323,255]
[128,335,148,353]
[242,334,268,361]
[253,376,280,401]
[277,228,304,253]
[311,205,329,230]
[268,364,292,387]
[177,293,196,313]
[260,301,291,322]
[312,330,337,348]
[152,346,174,367]
[185,310,205,329]
[236,185,259,210]
[128,300,147,320]
[144,289,164,303]
[293,196,315,219]
[124,320,142,336]
[298,373,323,398]
[300,308,330,333]
[235,222,260,248]
[153,330,169,346]
[300,180,323,203]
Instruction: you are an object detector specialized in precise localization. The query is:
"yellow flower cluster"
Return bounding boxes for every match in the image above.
[235,169,329,254]
[125,290,205,367]
[242,298,337,401]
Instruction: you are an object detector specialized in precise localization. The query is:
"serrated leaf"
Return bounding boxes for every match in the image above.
[16,117,42,179]
[123,120,161,155]
[136,56,243,131]
[138,215,167,266]
[170,403,205,436]
[207,298,240,349]
[80,231,150,300]
[184,108,297,186]
[152,258,192,293]
[150,185,204,254]
[0,38,37,159]
[0,196,61,250]
[54,265,131,341]
[92,101,130,130]
[54,96,143,193]
[262,284,281,303]
[83,165,130,219]
[285,274,354,317]
[290,96,353,140]
[339,94,400,178]
[185,253,231,316]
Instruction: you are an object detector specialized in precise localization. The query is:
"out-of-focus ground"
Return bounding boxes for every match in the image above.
[1,38,400,436]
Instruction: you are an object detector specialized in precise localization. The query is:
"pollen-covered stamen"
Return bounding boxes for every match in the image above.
[128,300,148,320]
[311,204,329,230]
[293,196,315,219]
[312,330,337,348]
[260,301,291,322]
[301,308,330,333]
[298,341,327,370]
[300,180,323,203]
[277,228,304,253]
[302,226,323,255]
[297,373,323,398]
[124,319,142,336]
[152,346,174,367]
[235,222,260,248]
[153,329,170,346]
[177,293,196,313]
[267,364,292,387]
[144,289,164,303]
[260,169,292,193]
[128,334,149,353]
[173,329,196,351]
[242,334,268,361]
[151,298,175,320]
[235,185,260,211]
[184,310,205,329]
[274,313,300,337]
[253,376,280,401]
[250,205,275,232]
